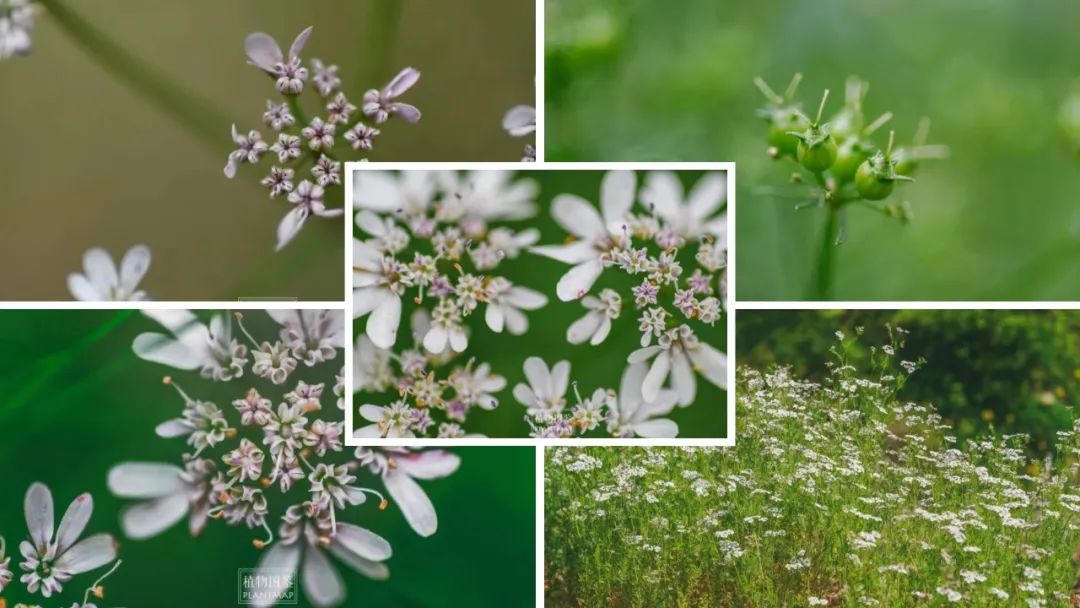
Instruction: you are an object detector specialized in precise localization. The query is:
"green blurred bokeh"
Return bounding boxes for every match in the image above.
[737,309,1080,454]
[353,170,728,438]
[545,0,1080,300]
[0,310,534,608]
[0,0,534,300]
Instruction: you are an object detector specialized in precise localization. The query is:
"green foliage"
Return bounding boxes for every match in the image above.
[737,310,1080,453]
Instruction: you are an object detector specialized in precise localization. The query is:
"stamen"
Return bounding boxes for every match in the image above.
[83,559,122,607]
[233,312,261,348]
[253,521,274,549]
[163,377,193,403]
[783,73,803,100]
[753,76,782,104]
[815,89,830,125]
[863,112,892,136]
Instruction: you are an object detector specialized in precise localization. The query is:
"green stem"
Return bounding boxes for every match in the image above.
[40,0,232,151]
[362,0,404,87]
[813,208,838,300]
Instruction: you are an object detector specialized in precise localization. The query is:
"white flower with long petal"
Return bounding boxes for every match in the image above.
[363,67,422,123]
[132,310,247,381]
[640,171,728,239]
[353,239,408,348]
[357,448,460,537]
[531,170,636,301]
[245,26,313,94]
[422,297,469,354]
[512,357,571,417]
[67,245,151,301]
[352,170,439,224]
[502,105,536,137]
[567,288,622,346]
[354,209,411,253]
[484,277,547,335]
[252,502,392,608]
[436,170,539,234]
[354,400,416,439]
[607,362,679,438]
[277,179,344,251]
[107,460,213,540]
[17,483,118,598]
[627,325,727,406]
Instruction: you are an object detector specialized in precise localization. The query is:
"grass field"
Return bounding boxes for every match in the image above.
[545,331,1080,606]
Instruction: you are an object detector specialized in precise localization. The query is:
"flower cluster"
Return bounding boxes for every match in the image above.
[546,329,1080,607]
[756,74,948,242]
[225,27,421,250]
[531,170,728,416]
[502,104,536,162]
[110,309,459,608]
[0,482,121,607]
[67,245,152,302]
[0,0,35,61]
[352,171,544,437]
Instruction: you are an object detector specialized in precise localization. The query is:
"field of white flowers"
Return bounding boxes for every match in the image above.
[546,330,1080,607]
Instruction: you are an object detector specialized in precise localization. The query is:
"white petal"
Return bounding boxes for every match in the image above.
[82,247,118,293]
[67,274,103,301]
[327,545,390,580]
[244,32,283,71]
[485,304,505,333]
[393,450,461,479]
[108,462,187,498]
[633,419,679,438]
[422,326,448,354]
[502,105,536,136]
[353,286,389,318]
[353,424,385,438]
[549,360,571,399]
[638,389,680,419]
[384,470,437,537]
[591,316,612,346]
[448,327,468,352]
[529,241,597,264]
[522,357,551,396]
[354,210,388,237]
[556,259,603,301]
[132,333,202,370]
[512,383,536,408]
[618,362,649,420]
[386,67,421,97]
[566,311,602,345]
[506,287,547,309]
[550,194,604,239]
[641,171,683,218]
[55,493,93,555]
[119,495,189,539]
[118,245,151,294]
[24,482,54,553]
[641,351,671,402]
[251,542,301,608]
[671,349,697,406]
[54,533,117,576]
[600,170,636,231]
[155,418,192,438]
[366,295,402,349]
[688,172,727,219]
[333,523,392,561]
[302,546,344,608]
[688,342,728,389]
[287,26,313,61]
[391,103,422,123]
[276,206,310,251]
[627,345,662,364]
[142,309,198,333]
[358,404,387,424]
[503,306,528,335]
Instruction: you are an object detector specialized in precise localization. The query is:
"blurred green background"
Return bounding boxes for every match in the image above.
[0,0,534,300]
[354,170,728,438]
[545,0,1080,300]
[0,310,534,608]
[737,309,1080,455]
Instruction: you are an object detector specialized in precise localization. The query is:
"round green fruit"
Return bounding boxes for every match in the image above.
[855,160,895,200]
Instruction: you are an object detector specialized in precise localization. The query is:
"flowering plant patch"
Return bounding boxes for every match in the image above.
[546,328,1080,606]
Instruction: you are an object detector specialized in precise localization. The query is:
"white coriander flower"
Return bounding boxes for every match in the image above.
[640,171,727,239]
[353,240,407,348]
[422,298,468,353]
[363,67,422,123]
[268,309,345,366]
[607,362,679,438]
[224,125,269,178]
[627,325,727,406]
[244,26,313,95]
[355,400,416,439]
[67,245,151,301]
[437,170,539,232]
[353,170,439,221]
[512,357,571,417]
[355,210,411,253]
[532,170,635,301]
[107,459,214,539]
[133,310,247,381]
[0,0,35,61]
[357,448,460,537]
[277,179,344,251]
[567,288,622,345]
[502,105,536,137]
[0,543,10,593]
[18,483,118,598]
[484,277,548,335]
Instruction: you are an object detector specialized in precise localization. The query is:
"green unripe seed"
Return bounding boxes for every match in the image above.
[832,139,870,183]
[796,133,837,173]
[768,109,807,157]
[855,159,895,200]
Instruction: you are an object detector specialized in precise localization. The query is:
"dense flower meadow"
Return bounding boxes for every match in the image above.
[546,329,1080,607]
